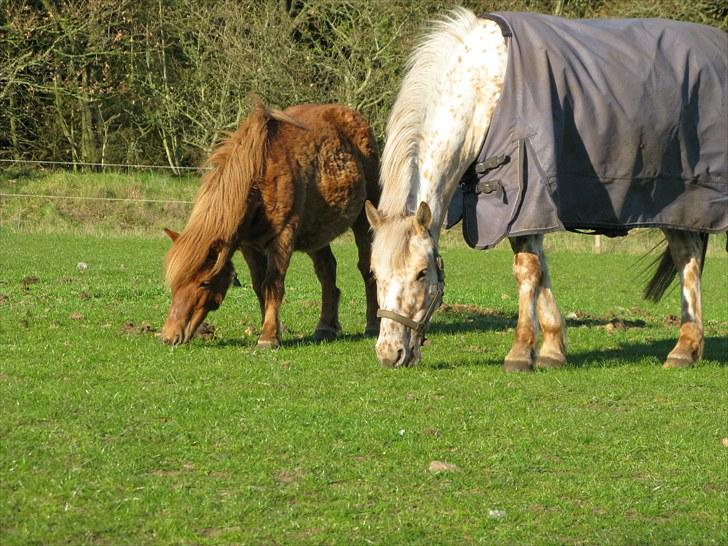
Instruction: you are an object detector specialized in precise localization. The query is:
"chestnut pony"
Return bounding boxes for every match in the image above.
[162,100,380,347]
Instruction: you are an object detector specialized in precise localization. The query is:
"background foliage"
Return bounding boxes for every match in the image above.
[1,0,726,170]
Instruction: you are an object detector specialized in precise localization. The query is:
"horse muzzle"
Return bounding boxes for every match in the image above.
[161,324,191,346]
[376,343,420,368]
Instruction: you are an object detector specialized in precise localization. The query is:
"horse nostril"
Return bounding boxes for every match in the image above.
[394,349,405,367]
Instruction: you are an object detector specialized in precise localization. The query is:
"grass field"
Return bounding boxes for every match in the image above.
[1,228,727,545]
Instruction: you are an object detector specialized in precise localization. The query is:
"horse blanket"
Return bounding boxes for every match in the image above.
[447,12,728,249]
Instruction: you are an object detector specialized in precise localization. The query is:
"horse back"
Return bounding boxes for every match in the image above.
[258,104,380,252]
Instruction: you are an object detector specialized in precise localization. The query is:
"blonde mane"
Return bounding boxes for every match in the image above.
[165,100,273,289]
[379,8,480,216]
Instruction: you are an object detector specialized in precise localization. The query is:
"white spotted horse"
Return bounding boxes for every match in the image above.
[366,9,727,370]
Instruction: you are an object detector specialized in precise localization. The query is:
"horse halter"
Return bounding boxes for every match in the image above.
[376,251,445,341]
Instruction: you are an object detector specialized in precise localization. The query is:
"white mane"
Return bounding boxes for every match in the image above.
[379,8,482,216]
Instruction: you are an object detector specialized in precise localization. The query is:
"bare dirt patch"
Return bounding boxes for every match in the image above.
[599,317,647,332]
[428,460,460,473]
[120,321,157,335]
[201,526,242,539]
[195,322,216,340]
[439,303,500,317]
[276,468,304,485]
[21,275,39,289]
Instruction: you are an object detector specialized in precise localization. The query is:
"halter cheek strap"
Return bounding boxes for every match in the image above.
[376,254,445,340]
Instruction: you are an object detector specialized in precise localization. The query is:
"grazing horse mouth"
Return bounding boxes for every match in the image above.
[162,319,199,346]
[375,255,445,367]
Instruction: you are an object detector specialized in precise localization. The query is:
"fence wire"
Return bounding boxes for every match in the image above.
[0,158,198,205]
[0,158,203,171]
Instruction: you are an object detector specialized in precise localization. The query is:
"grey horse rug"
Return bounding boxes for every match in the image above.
[446,12,728,249]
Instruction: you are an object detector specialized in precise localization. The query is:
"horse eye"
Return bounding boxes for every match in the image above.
[200,280,212,289]
[416,268,428,281]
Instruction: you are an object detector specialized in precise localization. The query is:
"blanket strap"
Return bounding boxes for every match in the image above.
[475,154,510,174]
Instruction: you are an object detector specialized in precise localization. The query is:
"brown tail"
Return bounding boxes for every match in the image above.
[643,233,709,302]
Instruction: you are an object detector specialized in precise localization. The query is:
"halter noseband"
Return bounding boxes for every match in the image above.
[376,253,445,339]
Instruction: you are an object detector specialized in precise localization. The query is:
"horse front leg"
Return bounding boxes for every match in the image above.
[352,209,380,336]
[504,235,542,372]
[663,229,705,368]
[257,228,295,349]
[309,245,342,342]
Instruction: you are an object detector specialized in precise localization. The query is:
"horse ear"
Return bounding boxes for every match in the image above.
[207,239,231,273]
[415,201,432,233]
[164,228,180,242]
[208,239,226,261]
[365,200,381,230]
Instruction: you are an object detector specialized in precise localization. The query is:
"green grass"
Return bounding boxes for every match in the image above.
[1,231,726,545]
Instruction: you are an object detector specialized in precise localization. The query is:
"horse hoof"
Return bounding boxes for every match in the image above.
[663,357,694,369]
[257,338,280,350]
[502,359,534,373]
[535,355,566,369]
[313,327,338,342]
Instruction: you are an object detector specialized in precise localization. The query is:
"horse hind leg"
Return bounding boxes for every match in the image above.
[309,245,342,342]
[534,242,566,369]
[352,209,379,336]
[661,229,706,368]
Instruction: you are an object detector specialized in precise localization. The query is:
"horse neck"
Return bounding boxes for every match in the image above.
[381,16,507,245]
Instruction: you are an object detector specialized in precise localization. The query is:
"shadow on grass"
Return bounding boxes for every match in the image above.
[211,305,726,369]
[566,336,727,369]
[425,336,727,370]
[213,330,375,349]
[428,306,647,336]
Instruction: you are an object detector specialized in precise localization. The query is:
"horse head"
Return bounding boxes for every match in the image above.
[161,228,239,345]
[365,201,444,367]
